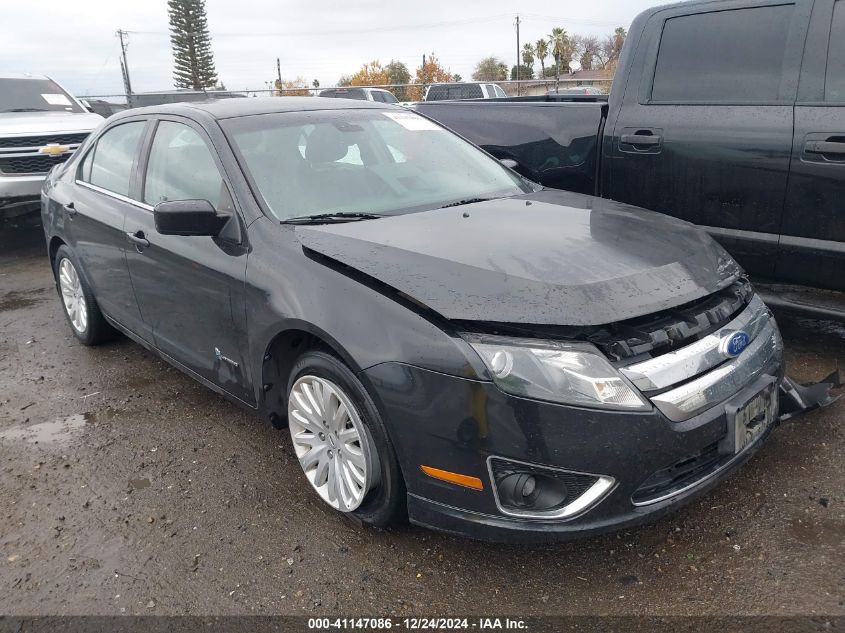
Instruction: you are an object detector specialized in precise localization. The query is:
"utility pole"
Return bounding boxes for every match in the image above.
[276,57,282,94]
[515,15,521,96]
[116,29,133,99]
[421,53,426,98]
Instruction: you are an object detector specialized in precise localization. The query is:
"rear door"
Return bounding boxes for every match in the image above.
[776,0,845,290]
[608,0,811,278]
[67,118,150,339]
[124,117,253,403]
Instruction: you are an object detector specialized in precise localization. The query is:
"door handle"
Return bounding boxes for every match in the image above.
[126,231,150,249]
[804,140,845,156]
[63,202,77,217]
[621,133,662,146]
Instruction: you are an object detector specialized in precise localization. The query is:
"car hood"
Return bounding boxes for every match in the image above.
[295,190,742,326]
[0,111,103,135]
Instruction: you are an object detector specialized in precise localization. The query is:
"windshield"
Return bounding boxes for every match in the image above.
[223,109,530,220]
[0,78,84,113]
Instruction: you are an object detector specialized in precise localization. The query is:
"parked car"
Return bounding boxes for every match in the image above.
[0,73,102,223]
[415,0,845,318]
[42,97,787,542]
[319,87,398,103]
[424,82,507,101]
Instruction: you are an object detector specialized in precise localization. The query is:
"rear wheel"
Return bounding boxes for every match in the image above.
[286,351,405,527]
[53,245,116,346]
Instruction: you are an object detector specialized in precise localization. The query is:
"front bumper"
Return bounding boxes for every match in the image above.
[0,174,44,215]
[363,346,783,543]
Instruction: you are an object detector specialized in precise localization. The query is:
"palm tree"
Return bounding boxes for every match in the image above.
[548,27,569,85]
[522,42,535,73]
[535,38,548,78]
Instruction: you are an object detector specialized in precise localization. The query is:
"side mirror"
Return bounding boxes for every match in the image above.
[499,158,519,170]
[154,199,228,237]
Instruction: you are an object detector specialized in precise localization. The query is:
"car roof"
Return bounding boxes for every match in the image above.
[113,96,390,121]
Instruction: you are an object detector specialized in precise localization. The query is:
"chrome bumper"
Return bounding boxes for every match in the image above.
[0,173,44,202]
[620,295,784,422]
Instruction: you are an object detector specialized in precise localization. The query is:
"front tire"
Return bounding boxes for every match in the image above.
[53,245,116,346]
[286,350,405,527]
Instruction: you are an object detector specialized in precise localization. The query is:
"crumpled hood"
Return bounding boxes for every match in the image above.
[0,111,102,135]
[295,189,742,326]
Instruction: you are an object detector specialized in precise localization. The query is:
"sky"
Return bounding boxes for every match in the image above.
[3,0,659,97]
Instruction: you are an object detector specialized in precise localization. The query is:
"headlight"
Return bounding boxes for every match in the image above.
[464,334,650,411]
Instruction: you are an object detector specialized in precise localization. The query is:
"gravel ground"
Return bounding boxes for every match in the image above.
[0,219,842,617]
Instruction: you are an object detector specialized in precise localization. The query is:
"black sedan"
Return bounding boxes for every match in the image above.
[41,98,783,542]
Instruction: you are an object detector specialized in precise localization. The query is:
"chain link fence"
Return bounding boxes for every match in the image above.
[78,77,609,111]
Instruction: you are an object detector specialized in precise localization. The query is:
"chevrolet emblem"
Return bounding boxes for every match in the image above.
[39,143,70,157]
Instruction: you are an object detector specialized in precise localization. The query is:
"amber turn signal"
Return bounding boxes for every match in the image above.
[420,465,483,490]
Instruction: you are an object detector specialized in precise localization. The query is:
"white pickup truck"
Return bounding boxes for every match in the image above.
[0,73,102,224]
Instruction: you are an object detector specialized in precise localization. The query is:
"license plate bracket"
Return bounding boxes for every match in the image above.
[718,376,778,456]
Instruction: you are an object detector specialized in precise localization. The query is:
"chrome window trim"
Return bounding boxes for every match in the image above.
[75,180,154,211]
[620,295,770,391]
[486,455,616,520]
[649,319,783,422]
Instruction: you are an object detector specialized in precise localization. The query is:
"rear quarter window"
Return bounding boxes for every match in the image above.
[79,121,146,197]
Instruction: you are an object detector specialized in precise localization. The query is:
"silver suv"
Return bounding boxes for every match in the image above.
[0,73,102,222]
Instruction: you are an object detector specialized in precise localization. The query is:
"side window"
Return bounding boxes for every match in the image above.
[371,91,385,103]
[381,91,398,103]
[144,121,229,209]
[826,0,845,101]
[651,4,794,102]
[81,121,145,197]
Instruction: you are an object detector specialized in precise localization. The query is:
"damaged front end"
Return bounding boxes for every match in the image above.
[779,370,841,421]
[456,276,840,426]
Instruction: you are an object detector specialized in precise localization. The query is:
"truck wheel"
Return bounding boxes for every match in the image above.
[286,350,405,527]
[53,245,116,346]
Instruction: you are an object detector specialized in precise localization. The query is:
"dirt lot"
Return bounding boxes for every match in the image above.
[0,218,842,617]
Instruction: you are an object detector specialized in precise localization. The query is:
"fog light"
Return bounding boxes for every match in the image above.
[496,471,567,511]
[521,475,536,497]
[489,457,615,519]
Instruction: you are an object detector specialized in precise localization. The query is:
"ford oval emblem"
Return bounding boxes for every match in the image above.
[720,331,751,358]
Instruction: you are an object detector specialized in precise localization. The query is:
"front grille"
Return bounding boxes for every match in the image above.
[591,278,754,361]
[619,293,782,422]
[0,155,69,175]
[0,133,89,149]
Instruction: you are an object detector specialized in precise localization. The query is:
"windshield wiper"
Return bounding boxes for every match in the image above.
[438,197,495,209]
[281,212,384,225]
[2,108,49,113]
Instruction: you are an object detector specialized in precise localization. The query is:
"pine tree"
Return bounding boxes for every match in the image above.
[168,0,218,89]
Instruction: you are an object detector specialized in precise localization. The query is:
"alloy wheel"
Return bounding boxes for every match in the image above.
[288,375,374,512]
[58,258,88,334]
